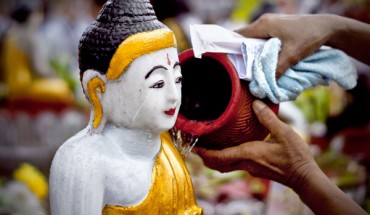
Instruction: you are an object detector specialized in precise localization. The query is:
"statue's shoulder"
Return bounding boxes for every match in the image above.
[49,128,107,211]
[51,128,109,173]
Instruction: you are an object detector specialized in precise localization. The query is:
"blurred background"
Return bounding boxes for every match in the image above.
[0,0,369,214]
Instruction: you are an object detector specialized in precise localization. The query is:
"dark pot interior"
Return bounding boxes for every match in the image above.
[179,56,232,122]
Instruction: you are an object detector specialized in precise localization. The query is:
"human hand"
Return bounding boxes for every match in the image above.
[194,100,320,190]
[236,14,335,79]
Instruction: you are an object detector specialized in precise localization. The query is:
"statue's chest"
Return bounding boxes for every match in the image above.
[103,160,154,206]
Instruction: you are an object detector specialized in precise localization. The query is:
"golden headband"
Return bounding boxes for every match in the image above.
[107,28,177,80]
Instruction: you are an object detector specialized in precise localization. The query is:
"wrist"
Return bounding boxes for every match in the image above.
[324,14,350,48]
[289,161,367,215]
[287,161,322,195]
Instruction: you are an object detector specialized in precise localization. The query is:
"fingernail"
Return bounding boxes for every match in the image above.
[253,100,265,111]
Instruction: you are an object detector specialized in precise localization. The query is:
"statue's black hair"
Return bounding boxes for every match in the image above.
[78,0,167,79]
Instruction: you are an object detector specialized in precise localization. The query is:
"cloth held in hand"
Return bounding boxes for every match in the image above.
[248,38,357,103]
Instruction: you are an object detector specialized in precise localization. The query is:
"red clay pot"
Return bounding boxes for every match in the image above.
[175,49,279,150]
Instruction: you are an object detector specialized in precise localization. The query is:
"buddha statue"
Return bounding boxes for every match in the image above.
[49,0,202,214]
[2,1,73,106]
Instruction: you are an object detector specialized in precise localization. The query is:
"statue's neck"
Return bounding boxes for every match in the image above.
[101,123,161,160]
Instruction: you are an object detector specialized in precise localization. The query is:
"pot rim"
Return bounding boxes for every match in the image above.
[175,49,242,137]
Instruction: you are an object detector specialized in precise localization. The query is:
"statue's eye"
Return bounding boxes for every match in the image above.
[176,76,182,84]
[150,80,165,88]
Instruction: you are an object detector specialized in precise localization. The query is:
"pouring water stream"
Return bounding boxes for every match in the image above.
[170,127,199,159]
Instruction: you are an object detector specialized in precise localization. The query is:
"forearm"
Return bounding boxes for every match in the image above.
[293,168,366,215]
[326,14,370,65]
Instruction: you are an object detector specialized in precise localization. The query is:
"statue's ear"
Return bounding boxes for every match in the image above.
[82,70,107,130]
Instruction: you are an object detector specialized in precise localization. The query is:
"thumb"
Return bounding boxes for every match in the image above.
[252,100,283,133]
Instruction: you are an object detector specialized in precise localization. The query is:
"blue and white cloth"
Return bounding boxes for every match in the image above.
[247,38,357,104]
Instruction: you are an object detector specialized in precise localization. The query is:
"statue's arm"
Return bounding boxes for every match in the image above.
[49,144,104,215]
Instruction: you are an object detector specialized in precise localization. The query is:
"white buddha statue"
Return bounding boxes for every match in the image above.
[49,0,202,214]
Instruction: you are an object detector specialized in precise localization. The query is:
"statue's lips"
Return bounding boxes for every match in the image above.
[164,108,176,116]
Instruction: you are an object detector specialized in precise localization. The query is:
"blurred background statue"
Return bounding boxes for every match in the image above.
[2,0,74,106]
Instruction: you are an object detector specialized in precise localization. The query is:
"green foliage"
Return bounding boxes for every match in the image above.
[316,149,364,188]
[294,86,331,123]
[49,58,78,93]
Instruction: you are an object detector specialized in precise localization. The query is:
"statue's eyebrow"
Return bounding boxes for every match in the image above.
[145,65,167,79]
[173,62,180,68]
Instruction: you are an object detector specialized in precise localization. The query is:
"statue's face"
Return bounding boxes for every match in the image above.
[102,47,181,132]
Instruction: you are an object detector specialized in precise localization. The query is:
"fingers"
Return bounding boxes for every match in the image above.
[194,146,244,165]
[235,22,270,39]
[235,14,277,39]
[276,42,315,79]
[276,45,294,79]
[193,144,254,172]
[193,147,237,172]
[235,14,293,80]
[194,143,284,179]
